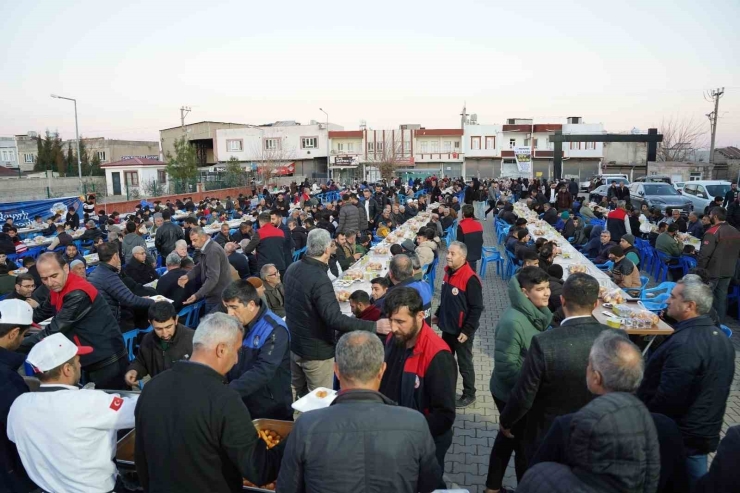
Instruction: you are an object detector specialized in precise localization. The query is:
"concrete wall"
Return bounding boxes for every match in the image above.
[0,176,105,201]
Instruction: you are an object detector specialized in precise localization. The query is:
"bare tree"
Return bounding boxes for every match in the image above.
[367,130,412,181]
[249,135,296,184]
[657,117,708,162]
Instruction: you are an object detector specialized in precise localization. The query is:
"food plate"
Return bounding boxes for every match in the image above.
[10,268,28,275]
[146,295,174,303]
[291,387,337,413]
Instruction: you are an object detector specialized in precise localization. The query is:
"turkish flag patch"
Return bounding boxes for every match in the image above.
[704,241,709,245]
[109,397,124,412]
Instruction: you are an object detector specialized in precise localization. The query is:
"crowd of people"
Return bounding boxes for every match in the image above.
[0,175,737,493]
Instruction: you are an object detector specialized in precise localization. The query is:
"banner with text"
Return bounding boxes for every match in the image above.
[514,147,532,173]
[0,196,83,227]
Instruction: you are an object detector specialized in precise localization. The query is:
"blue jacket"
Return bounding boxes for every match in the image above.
[376,277,433,320]
[88,262,154,323]
[227,304,292,420]
[687,219,704,239]
[0,348,36,492]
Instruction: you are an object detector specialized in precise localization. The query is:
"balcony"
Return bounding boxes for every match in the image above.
[414,152,463,163]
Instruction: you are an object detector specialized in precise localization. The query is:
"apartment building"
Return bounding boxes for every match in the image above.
[161,121,248,166]
[0,137,18,169]
[14,132,39,172]
[67,138,160,165]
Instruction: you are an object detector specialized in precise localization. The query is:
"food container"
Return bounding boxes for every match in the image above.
[606,318,622,329]
[292,387,337,413]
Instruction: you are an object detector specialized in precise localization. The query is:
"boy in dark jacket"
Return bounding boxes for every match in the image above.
[124,301,194,388]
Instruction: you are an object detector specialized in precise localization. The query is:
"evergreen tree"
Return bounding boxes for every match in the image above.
[165,136,198,191]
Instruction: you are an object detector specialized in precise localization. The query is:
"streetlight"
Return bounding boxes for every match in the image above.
[319,108,329,180]
[51,94,83,188]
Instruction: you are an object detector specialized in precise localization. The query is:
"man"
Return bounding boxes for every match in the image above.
[0,300,36,493]
[686,212,704,238]
[695,425,740,493]
[516,392,660,493]
[606,200,631,239]
[668,208,688,232]
[242,212,290,278]
[22,252,128,389]
[64,205,80,230]
[125,301,194,388]
[361,188,379,229]
[134,313,284,491]
[62,243,86,267]
[349,290,382,322]
[278,331,442,493]
[231,221,253,244]
[723,181,738,207]
[379,287,457,477]
[8,333,136,493]
[619,233,641,267]
[593,229,616,264]
[514,229,535,260]
[456,204,483,272]
[224,242,250,279]
[435,241,483,408]
[284,228,390,396]
[382,254,433,322]
[337,193,360,234]
[154,209,184,258]
[260,263,285,318]
[287,218,307,251]
[374,184,390,209]
[560,211,575,239]
[124,245,159,285]
[542,202,558,226]
[178,227,232,313]
[78,220,104,243]
[391,203,406,226]
[371,276,390,307]
[156,252,195,311]
[697,207,740,320]
[88,242,154,329]
[69,259,87,279]
[215,223,234,248]
[122,221,154,265]
[335,231,362,270]
[499,273,613,463]
[704,195,723,215]
[222,280,292,420]
[637,277,735,486]
[6,273,37,304]
[567,177,579,197]
[608,245,641,289]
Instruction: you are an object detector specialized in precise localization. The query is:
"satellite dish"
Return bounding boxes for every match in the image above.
[630,127,641,134]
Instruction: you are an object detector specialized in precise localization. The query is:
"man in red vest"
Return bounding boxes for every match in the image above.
[457,205,483,272]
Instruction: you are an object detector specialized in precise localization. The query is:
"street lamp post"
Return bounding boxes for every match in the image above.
[319,108,329,180]
[51,94,83,189]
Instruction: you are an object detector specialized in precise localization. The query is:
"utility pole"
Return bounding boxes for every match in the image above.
[705,88,724,166]
[180,106,191,133]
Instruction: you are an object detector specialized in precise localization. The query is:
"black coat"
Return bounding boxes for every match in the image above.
[126,324,194,379]
[500,317,615,462]
[227,251,250,279]
[290,226,308,251]
[277,389,442,493]
[156,268,195,311]
[154,221,184,257]
[542,207,559,226]
[637,315,735,454]
[695,425,740,493]
[134,361,284,492]
[284,256,375,360]
[88,262,154,323]
[0,348,35,492]
[124,259,159,285]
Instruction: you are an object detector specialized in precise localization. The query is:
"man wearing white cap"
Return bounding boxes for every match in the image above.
[0,300,37,492]
[7,333,137,493]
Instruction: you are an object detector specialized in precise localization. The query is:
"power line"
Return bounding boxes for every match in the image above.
[705,87,725,164]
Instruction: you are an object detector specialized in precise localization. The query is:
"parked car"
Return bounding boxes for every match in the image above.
[674,182,685,192]
[588,185,610,203]
[681,181,731,212]
[634,175,673,184]
[580,174,629,193]
[629,182,693,214]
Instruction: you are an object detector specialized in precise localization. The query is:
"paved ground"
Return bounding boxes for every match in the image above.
[430,216,740,493]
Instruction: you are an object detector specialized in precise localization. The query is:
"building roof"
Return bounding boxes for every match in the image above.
[717,147,740,159]
[100,157,166,168]
[159,121,248,132]
[329,131,363,139]
[414,129,464,136]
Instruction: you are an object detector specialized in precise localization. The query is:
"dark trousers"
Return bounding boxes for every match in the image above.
[441,331,476,397]
[434,428,453,488]
[85,356,129,390]
[486,395,528,489]
[710,277,732,321]
[468,260,478,273]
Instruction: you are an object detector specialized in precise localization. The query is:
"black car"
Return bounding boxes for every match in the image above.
[589,185,610,203]
[629,183,693,214]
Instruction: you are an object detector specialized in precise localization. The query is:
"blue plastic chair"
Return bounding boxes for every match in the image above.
[292,246,307,262]
[479,247,504,278]
[679,255,697,276]
[178,300,205,328]
[423,257,439,290]
[504,249,520,281]
[638,300,667,313]
[640,282,676,301]
[594,260,614,271]
[156,267,168,276]
[655,251,682,283]
[719,325,733,338]
[624,275,650,298]
[122,329,139,361]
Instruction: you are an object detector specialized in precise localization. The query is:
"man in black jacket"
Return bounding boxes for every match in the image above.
[242,213,291,278]
[361,188,379,229]
[695,425,740,493]
[284,228,390,397]
[123,246,159,285]
[278,330,442,493]
[230,221,253,244]
[78,220,104,243]
[22,252,128,389]
[179,227,233,313]
[379,287,457,481]
[222,280,292,420]
[134,313,284,491]
[214,223,235,248]
[499,273,614,464]
[532,330,689,493]
[154,210,184,258]
[541,202,559,226]
[287,219,307,251]
[697,207,740,321]
[722,181,738,207]
[157,252,195,311]
[124,301,194,388]
[637,277,735,487]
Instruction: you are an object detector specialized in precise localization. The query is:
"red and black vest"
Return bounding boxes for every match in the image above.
[438,262,480,335]
[457,218,483,261]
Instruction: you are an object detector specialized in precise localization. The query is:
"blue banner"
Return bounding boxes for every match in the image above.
[0,196,83,227]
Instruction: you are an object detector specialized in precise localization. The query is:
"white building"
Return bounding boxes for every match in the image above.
[0,137,18,169]
[100,157,168,197]
[215,121,343,179]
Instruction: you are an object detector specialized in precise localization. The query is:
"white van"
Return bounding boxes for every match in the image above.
[580,174,629,193]
[681,181,732,212]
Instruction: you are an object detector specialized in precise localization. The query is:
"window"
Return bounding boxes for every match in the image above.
[570,142,580,150]
[347,142,354,152]
[376,142,383,152]
[124,171,139,186]
[301,137,317,149]
[533,138,538,149]
[97,151,107,161]
[403,141,410,152]
[226,139,243,152]
[264,138,280,150]
[690,173,703,181]
[586,142,595,150]
[470,137,481,150]
[337,143,344,152]
[485,136,495,149]
[683,184,696,195]
[157,170,167,184]
[443,140,452,152]
[0,150,13,162]
[431,141,439,153]
[509,139,516,149]
[420,141,429,153]
[454,141,460,149]
[24,153,35,163]
[367,142,374,152]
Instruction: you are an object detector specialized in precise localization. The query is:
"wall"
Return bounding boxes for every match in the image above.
[603,141,648,166]
[464,125,501,158]
[76,139,160,164]
[0,176,105,201]
[97,185,253,214]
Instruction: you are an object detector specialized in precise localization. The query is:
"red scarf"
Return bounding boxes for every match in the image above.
[51,272,98,311]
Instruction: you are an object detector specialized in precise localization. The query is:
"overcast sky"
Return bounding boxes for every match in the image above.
[1,0,738,147]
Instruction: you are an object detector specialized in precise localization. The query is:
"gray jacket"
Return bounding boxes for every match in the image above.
[263,282,285,318]
[186,238,232,306]
[337,203,360,234]
[122,232,155,265]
